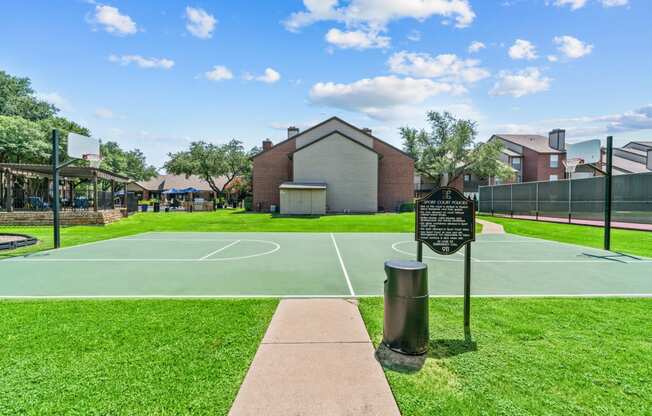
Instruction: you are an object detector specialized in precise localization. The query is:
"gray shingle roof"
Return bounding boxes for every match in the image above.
[136,174,230,192]
[494,134,564,154]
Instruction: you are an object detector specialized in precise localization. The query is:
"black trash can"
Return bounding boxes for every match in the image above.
[153,202,160,213]
[383,260,429,355]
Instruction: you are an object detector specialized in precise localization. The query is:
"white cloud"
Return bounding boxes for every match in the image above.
[309,75,466,119]
[94,108,114,119]
[325,28,390,49]
[490,68,551,98]
[205,65,233,81]
[38,92,73,112]
[547,55,559,62]
[244,68,281,83]
[468,41,485,53]
[407,30,421,42]
[601,0,628,7]
[108,54,175,69]
[554,35,593,59]
[508,39,538,60]
[551,0,588,10]
[387,51,489,83]
[91,5,138,35]
[185,6,216,39]
[283,0,476,32]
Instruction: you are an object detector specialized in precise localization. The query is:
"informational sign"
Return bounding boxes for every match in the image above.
[415,187,475,255]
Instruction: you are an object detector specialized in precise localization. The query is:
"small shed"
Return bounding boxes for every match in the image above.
[279,182,327,215]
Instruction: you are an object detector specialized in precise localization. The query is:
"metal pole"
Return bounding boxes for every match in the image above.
[604,136,613,251]
[535,182,539,220]
[417,241,423,262]
[568,176,572,224]
[463,243,471,329]
[52,129,61,249]
[510,183,513,217]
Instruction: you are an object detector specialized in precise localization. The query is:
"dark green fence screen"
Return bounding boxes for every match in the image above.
[478,172,652,225]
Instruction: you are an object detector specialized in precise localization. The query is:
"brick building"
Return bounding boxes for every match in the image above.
[487,130,568,184]
[252,117,414,213]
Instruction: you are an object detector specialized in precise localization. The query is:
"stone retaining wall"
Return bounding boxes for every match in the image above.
[0,209,125,226]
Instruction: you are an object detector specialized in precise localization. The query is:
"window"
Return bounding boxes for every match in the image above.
[464,174,471,182]
[550,154,559,168]
[511,157,521,170]
[549,174,558,181]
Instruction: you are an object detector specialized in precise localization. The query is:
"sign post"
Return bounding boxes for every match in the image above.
[415,187,476,329]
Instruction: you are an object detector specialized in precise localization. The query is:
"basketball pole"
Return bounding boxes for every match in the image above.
[51,129,76,249]
[604,136,613,251]
[52,130,61,248]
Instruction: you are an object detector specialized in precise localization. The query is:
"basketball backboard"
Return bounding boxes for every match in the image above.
[566,139,601,164]
[67,132,100,160]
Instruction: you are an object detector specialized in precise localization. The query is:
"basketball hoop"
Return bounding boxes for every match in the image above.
[83,153,102,169]
[564,157,584,174]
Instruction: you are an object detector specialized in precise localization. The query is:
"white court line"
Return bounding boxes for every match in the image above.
[330,233,355,296]
[198,240,240,261]
[1,293,651,299]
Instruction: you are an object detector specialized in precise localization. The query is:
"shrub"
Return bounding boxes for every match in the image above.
[244,196,253,211]
[399,202,415,212]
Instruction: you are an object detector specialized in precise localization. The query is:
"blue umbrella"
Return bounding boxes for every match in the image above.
[179,187,200,193]
[163,188,180,194]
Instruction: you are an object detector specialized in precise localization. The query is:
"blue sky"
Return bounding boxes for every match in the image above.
[1,0,650,167]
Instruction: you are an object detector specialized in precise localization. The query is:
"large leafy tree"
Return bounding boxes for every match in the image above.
[100,141,157,181]
[0,69,94,164]
[164,140,250,195]
[0,70,56,121]
[401,111,514,186]
[0,115,49,163]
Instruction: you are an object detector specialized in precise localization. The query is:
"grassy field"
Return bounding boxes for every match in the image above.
[479,215,652,257]
[359,297,652,416]
[0,299,278,415]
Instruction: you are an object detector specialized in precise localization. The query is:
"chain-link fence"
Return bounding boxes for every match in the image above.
[478,172,652,225]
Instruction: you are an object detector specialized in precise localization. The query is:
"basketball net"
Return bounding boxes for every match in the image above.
[83,153,102,169]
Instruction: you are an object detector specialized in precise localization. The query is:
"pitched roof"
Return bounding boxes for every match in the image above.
[288,130,381,158]
[600,153,651,174]
[135,174,231,192]
[252,116,413,160]
[493,134,564,154]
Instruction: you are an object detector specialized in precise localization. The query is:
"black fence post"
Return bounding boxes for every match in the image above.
[604,136,613,251]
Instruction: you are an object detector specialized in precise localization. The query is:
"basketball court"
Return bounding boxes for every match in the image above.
[1,232,651,298]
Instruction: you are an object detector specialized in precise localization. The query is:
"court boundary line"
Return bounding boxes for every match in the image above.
[198,240,240,260]
[330,233,355,296]
[2,293,651,299]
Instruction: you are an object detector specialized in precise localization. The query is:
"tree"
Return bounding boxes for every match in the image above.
[100,141,157,181]
[0,115,49,163]
[0,70,57,121]
[164,139,251,195]
[0,69,93,164]
[401,111,514,186]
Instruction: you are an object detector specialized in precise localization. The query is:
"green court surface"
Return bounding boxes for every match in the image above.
[1,232,651,298]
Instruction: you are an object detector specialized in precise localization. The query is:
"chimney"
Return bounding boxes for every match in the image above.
[262,139,272,151]
[647,149,652,170]
[287,126,299,138]
[362,128,372,135]
[549,129,566,151]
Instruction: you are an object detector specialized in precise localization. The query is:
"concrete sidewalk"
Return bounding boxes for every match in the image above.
[229,299,400,416]
[477,218,505,234]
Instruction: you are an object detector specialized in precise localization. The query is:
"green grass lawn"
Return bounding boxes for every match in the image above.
[359,297,652,416]
[0,299,278,415]
[479,215,652,258]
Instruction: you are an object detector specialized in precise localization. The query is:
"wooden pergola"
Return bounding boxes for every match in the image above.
[0,163,131,212]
